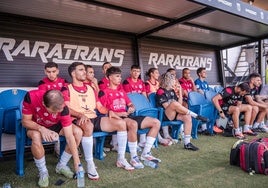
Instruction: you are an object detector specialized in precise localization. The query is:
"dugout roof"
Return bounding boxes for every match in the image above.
[0,0,268,49]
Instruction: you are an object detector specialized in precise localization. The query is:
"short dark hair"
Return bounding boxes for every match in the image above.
[102,62,111,70]
[166,68,175,73]
[131,65,140,70]
[249,72,261,80]
[182,68,190,73]
[237,82,250,92]
[197,67,206,75]
[85,65,93,69]
[68,62,85,77]
[146,68,157,77]
[43,90,64,111]
[106,66,121,77]
[45,62,58,69]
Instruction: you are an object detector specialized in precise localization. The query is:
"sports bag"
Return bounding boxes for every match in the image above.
[230,140,246,166]
[230,138,268,175]
[240,138,268,174]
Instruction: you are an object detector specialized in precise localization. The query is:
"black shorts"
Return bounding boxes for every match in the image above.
[91,116,102,132]
[163,112,178,121]
[128,115,146,129]
[221,104,230,114]
[72,116,102,132]
[47,123,62,134]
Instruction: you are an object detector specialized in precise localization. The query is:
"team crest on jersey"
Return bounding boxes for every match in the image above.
[82,97,86,103]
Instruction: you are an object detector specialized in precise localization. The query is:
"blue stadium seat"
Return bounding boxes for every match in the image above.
[214,85,224,93]
[0,89,27,134]
[127,93,162,148]
[93,131,114,160]
[148,93,183,140]
[0,89,27,157]
[188,91,217,138]
[16,118,66,176]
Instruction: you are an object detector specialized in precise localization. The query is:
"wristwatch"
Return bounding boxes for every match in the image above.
[219,111,223,114]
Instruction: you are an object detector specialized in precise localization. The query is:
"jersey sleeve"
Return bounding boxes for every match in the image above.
[61,86,70,102]
[59,106,72,127]
[156,88,168,107]
[122,79,132,93]
[98,90,109,108]
[22,92,33,115]
[98,80,106,91]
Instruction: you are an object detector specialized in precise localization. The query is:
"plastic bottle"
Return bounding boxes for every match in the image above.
[77,164,85,188]
[144,160,158,169]
[2,183,11,188]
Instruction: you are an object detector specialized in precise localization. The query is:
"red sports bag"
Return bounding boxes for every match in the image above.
[239,138,268,175]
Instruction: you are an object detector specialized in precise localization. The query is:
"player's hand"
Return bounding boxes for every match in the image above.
[108,110,121,120]
[40,127,59,142]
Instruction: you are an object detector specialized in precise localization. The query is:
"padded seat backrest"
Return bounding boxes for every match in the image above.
[148,93,157,107]
[0,89,27,134]
[204,90,218,102]
[127,93,152,111]
[0,89,27,109]
[188,91,208,106]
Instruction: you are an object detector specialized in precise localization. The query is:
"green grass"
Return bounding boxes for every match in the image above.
[1,133,268,188]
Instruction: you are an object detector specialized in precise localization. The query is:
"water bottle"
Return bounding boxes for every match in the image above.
[144,160,158,169]
[77,164,85,188]
[2,183,11,188]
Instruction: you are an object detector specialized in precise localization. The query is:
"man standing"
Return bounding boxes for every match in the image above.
[22,89,82,187]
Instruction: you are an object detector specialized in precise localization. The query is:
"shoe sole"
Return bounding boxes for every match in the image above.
[116,162,134,171]
[242,132,257,136]
[140,156,161,163]
[184,147,199,151]
[88,173,99,181]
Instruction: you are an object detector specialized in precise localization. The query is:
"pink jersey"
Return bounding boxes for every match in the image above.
[38,77,68,91]
[179,78,194,92]
[122,77,146,94]
[98,87,131,112]
[98,77,123,91]
[22,89,72,128]
[145,80,159,94]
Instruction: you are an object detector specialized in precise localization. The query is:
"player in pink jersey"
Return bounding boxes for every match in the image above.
[98,62,122,150]
[179,68,197,108]
[22,89,82,187]
[122,65,148,148]
[99,67,161,169]
[122,65,147,97]
[98,62,112,91]
[63,62,134,174]
[38,62,68,91]
[84,65,100,93]
[145,68,160,95]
